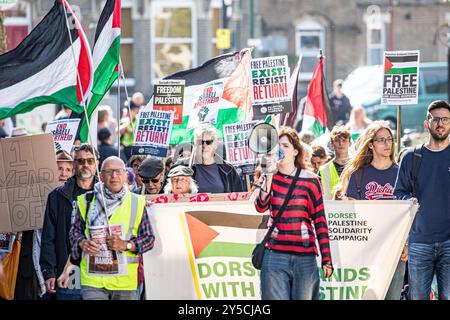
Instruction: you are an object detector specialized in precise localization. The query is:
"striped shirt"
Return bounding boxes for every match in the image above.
[255,170,332,266]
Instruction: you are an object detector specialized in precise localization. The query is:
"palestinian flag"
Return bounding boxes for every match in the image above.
[0,0,93,120]
[183,210,266,299]
[149,49,252,145]
[279,55,302,127]
[185,211,266,259]
[301,55,333,138]
[384,54,418,75]
[79,0,121,142]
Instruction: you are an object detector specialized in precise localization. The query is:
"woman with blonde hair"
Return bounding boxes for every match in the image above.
[335,121,405,300]
[346,105,372,135]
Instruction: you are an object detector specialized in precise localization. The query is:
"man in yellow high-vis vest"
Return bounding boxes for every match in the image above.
[69,156,154,300]
[319,126,351,200]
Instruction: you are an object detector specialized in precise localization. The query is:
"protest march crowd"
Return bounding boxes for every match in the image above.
[1,94,448,301]
[0,0,450,302]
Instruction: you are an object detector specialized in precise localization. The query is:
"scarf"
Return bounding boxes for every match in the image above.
[88,182,128,227]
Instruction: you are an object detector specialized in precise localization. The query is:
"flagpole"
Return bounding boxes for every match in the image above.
[117,64,121,159]
[62,1,112,233]
[397,105,402,155]
[119,57,135,134]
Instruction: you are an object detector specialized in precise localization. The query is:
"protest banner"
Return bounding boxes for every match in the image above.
[223,121,258,188]
[249,55,291,117]
[87,224,127,276]
[143,196,417,300]
[45,118,81,152]
[382,50,420,105]
[187,80,225,129]
[0,134,60,232]
[152,80,185,125]
[132,109,174,158]
[0,233,15,253]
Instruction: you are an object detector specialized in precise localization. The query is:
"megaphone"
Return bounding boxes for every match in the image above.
[247,122,279,154]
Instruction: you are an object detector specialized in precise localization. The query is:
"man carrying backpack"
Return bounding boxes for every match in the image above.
[394,100,450,300]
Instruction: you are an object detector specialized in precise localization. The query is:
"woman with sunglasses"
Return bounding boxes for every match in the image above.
[254,127,333,300]
[335,121,404,300]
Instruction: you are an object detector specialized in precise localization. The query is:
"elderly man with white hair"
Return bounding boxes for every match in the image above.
[164,165,199,194]
[69,156,154,300]
[192,124,243,193]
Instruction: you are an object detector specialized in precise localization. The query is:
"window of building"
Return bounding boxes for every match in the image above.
[367,26,385,65]
[3,2,31,52]
[151,0,197,83]
[295,21,325,81]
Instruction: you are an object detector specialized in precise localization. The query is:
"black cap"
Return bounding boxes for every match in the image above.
[167,165,194,178]
[98,127,112,142]
[138,157,164,179]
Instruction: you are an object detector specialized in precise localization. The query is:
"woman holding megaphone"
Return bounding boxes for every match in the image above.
[253,127,334,300]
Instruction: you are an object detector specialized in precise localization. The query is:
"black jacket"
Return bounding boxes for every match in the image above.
[39,176,96,280]
[98,143,125,169]
[192,155,244,193]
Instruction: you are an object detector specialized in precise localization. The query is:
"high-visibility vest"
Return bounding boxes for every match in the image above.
[319,161,340,200]
[78,191,145,291]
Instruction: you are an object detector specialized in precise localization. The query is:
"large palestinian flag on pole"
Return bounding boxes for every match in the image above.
[79,0,121,142]
[0,0,93,120]
[301,55,333,138]
[144,49,252,145]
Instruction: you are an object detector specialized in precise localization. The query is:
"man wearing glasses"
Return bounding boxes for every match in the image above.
[192,125,243,193]
[40,144,98,300]
[394,100,450,300]
[133,157,165,195]
[69,156,154,300]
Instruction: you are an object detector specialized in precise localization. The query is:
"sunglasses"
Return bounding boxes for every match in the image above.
[142,177,161,184]
[200,140,214,145]
[75,158,95,165]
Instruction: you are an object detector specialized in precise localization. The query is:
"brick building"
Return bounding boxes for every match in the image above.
[4,0,450,102]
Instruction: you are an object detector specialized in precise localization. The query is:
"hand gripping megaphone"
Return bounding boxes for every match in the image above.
[247,116,279,174]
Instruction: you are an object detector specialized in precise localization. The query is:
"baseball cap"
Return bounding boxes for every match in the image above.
[138,157,164,179]
[167,165,194,178]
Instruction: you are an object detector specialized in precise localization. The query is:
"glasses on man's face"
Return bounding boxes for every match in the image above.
[102,168,126,176]
[142,177,161,184]
[373,137,394,145]
[200,140,214,146]
[428,115,450,126]
[75,158,96,165]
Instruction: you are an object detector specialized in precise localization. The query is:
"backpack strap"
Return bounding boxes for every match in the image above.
[411,145,423,197]
[355,168,365,200]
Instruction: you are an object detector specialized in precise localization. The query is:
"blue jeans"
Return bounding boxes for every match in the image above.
[408,239,450,300]
[385,260,406,300]
[56,288,82,300]
[260,249,319,300]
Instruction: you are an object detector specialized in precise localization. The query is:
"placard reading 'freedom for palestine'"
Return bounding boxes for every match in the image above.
[382,50,420,105]
[152,79,185,125]
[249,55,291,116]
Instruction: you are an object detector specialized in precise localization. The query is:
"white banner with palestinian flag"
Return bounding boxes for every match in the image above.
[143,197,417,300]
[145,49,253,145]
[382,50,420,105]
[0,0,93,120]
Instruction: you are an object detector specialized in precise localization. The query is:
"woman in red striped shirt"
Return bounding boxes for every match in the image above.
[255,127,333,300]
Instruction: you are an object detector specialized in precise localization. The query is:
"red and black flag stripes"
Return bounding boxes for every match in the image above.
[0,0,93,120]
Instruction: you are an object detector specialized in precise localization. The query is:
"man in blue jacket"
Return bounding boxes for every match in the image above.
[40,144,98,300]
[394,100,450,300]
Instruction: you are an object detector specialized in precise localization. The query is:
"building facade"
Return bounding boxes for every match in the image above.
[4,0,450,98]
